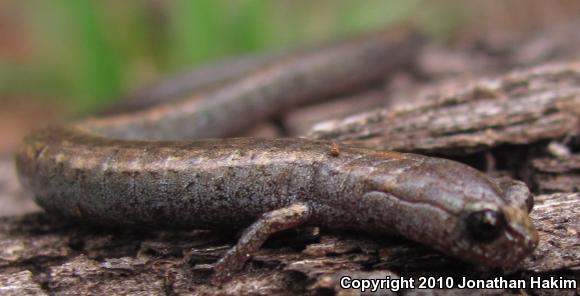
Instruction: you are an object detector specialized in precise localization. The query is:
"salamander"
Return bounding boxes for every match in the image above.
[14,28,538,283]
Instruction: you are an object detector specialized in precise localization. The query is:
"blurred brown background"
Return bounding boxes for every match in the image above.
[1,0,580,154]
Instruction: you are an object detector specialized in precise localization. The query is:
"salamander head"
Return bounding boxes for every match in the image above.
[366,155,538,268]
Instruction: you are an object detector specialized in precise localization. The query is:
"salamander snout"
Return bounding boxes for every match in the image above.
[456,202,538,268]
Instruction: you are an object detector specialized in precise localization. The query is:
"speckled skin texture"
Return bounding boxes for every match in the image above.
[16,129,537,272]
[14,28,538,282]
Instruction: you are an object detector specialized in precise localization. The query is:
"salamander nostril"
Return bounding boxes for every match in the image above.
[466,209,507,242]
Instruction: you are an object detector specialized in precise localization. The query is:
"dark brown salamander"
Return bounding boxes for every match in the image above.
[14,28,538,283]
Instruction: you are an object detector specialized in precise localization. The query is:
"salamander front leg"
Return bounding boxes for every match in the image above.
[211,203,312,284]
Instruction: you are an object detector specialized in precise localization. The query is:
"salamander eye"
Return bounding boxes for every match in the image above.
[465,209,507,242]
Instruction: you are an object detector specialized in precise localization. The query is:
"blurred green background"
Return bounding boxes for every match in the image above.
[0,0,467,114]
[1,0,578,116]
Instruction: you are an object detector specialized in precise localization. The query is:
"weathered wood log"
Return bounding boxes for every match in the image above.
[279,20,580,139]
[528,153,580,193]
[0,192,577,295]
[283,89,389,136]
[305,63,580,155]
